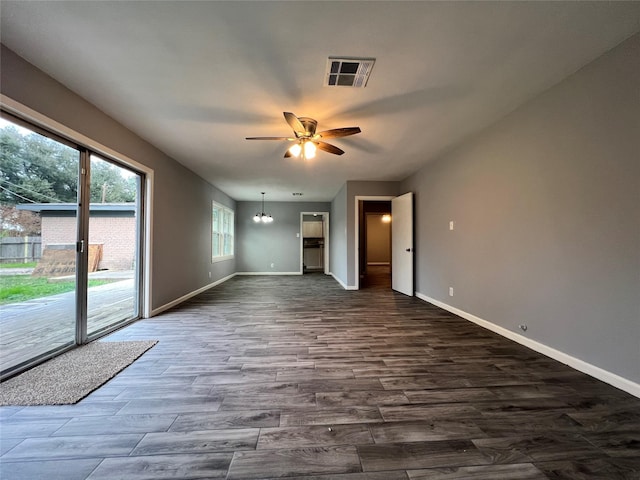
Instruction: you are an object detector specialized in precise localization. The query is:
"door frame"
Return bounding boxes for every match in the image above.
[1,96,154,320]
[1,97,153,381]
[299,211,330,275]
[354,196,395,290]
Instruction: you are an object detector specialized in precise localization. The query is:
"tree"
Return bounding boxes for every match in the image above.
[0,125,136,206]
[0,205,40,237]
[1,125,78,204]
[89,159,137,203]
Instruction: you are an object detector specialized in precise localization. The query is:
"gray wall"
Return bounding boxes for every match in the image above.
[236,201,330,273]
[329,184,348,284]
[1,45,236,312]
[401,33,640,384]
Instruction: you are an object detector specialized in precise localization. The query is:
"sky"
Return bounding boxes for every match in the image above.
[0,117,31,135]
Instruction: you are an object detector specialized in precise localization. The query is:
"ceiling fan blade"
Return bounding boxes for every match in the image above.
[283,112,305,137]
[317,127,361,139]
[245,136,292,140]
[316,141,345,155]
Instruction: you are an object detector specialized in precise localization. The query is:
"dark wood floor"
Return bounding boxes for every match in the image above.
[360,264,391,290]
[1,274,638,479]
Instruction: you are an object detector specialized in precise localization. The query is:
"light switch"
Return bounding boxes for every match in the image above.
[449,221,454,231]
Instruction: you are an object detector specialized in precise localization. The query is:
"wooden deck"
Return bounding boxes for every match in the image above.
[0,279,136,374]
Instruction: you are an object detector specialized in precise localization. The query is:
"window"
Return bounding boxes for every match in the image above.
[212,201,234,261]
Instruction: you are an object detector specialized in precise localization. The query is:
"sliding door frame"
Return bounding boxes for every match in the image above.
[76,148,90,345]
[1,96,153,379]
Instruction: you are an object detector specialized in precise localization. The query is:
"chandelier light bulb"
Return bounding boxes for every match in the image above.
[253,192,273,224]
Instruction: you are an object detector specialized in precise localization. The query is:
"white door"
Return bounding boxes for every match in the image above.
[391,192,414,296]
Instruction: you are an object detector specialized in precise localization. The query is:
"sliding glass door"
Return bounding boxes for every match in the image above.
[0,117,80,374]
[0,114,144,378]
[86,154,141,338]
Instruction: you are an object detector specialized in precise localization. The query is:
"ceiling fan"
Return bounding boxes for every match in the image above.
[246,112,361,159]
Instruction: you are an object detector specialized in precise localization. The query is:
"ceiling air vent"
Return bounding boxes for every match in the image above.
[325,57,375,88]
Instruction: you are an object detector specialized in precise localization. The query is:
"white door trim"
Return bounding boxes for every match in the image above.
[354,196,395,290]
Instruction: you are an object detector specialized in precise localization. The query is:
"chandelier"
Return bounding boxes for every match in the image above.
[253,192,273,223]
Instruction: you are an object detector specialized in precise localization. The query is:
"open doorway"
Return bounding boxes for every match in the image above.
[355,193,414,294]
[300,212,329,275]
[358,201,392,289]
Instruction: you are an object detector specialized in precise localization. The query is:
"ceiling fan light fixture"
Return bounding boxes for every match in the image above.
[303,141,316,159]
[247,112,361,158]
[289,143,302,157]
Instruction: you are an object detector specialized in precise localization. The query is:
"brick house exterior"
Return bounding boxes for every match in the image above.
[18,203,137,271]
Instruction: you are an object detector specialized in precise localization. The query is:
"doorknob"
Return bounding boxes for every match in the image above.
[405,248,411,252]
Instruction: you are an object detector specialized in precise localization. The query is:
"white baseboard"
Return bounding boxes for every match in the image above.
[236,271,302,276]
[331,273,358,290]
[416,292,640,399]
[151,273,236,316]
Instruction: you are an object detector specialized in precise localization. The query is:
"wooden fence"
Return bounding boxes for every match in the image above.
[0,236,42,263]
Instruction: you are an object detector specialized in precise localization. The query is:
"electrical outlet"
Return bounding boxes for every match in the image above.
[449,287,454,296]
[208,272,212,279]
[270,263,275,268]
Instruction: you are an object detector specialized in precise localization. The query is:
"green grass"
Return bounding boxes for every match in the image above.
[0,275,112,305]
[0,262,37,269]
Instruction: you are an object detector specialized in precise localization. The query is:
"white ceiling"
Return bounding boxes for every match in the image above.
[2,1,639,201]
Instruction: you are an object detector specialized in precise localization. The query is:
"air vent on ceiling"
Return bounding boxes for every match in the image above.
[325,57,375,88]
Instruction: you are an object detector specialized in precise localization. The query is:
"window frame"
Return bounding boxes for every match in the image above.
[212,200,234,262]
